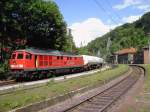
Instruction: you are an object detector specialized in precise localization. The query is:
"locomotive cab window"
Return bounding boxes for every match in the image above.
[17,53,23,59]
[26,53,32,60]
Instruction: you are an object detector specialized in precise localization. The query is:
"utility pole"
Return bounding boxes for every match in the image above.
[97,50,100,57]
[106,29,112,63]
[148,32,150,64]
[107,28,111,50]
[67,28,73,51]
[68,28,72,52]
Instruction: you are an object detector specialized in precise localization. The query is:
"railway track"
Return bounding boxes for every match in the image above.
[0,65,110,88]
[0,67,109,93]
[63,66,143,112]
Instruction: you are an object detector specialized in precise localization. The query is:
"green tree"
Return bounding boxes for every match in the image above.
[0,0,70,51]
[135,12,150,34]
[24,0,68,50]
[63,29,76,52]
[0,0,75,75]
[85,12,150,58]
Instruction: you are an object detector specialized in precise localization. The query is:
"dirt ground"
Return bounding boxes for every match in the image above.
[39,68,132,112]
[39,67,148,112]
[111,75,150,112]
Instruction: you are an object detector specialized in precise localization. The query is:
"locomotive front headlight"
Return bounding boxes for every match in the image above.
[18,64,23,68]
[10,65,15,68]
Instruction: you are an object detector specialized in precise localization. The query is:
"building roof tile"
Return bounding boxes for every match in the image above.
[114,47,137,55]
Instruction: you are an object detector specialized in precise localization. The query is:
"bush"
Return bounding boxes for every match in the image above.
[0,61,9,80]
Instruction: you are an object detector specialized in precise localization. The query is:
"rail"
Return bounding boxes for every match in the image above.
[62,65,144,112]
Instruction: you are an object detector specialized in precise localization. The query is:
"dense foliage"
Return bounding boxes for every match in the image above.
[64,29,76,52]
[0,0,75,77]
[0,0,72,51]
[83,12,150,58]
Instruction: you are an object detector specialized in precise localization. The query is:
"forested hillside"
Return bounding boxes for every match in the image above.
[85,12,150,58]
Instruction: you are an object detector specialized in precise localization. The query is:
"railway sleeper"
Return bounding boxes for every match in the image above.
[66,66,142,112]
[89,100,109,106]
[96,96,113,100]
[77,107,102,112]
[82,103,104,108]
[92,97,113,102]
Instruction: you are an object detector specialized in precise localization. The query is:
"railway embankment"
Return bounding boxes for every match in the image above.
[123,65,150,112]
[0,65,128,112]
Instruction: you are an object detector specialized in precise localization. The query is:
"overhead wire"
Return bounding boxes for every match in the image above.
[93,0,118,56]
[104,0,122,21]
[93,0,119,25]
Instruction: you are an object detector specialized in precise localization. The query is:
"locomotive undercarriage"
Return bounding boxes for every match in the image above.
[10,64,103,81]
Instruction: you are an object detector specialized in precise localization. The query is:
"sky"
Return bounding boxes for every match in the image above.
[54,0,150,47]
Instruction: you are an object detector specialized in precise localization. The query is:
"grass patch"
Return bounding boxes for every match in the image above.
[143,64,150,92]
[0,65,128,112]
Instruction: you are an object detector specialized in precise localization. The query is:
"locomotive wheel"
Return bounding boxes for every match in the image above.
[47,72,52,78]
[38,74,42,79]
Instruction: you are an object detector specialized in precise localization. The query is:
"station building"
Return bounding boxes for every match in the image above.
[143,46,150,64]
[108,47,138,64]
[109,46,150,64]
[114,47,137,64]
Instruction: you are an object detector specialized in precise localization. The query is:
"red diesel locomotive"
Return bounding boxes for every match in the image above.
[9,48,103,79]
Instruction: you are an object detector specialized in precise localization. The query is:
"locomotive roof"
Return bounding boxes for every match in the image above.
[15,48,81,57]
